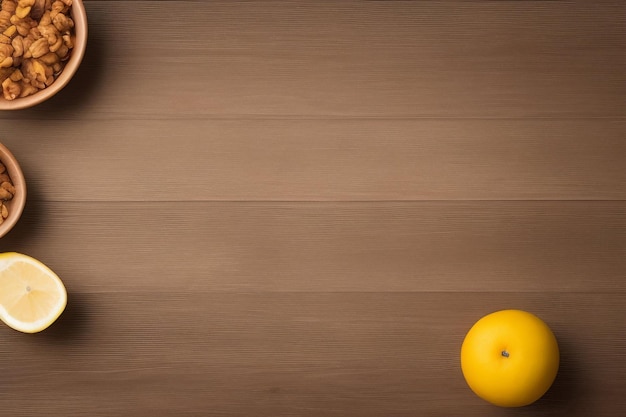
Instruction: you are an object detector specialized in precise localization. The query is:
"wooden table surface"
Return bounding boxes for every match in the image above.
[1,1,625,416]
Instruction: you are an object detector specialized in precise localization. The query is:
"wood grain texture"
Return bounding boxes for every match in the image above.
[0,292,624,417]
[0,201,623,293]
[0,1,624,416]
[2,119,625,201]
[0,1,623,120]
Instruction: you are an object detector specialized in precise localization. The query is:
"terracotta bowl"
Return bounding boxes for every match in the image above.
[0,0,88,110]
[0,143,26,238]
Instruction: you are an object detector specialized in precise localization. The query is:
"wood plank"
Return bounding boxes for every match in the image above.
[0,291,623,416]
[1,0,623,119]
[0,201,623,293]
[2,119,625,201]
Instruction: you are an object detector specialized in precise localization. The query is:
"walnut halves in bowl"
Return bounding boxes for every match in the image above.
[0,0,87,110]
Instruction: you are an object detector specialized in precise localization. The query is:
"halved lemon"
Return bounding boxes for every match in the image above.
[0,252,67,333]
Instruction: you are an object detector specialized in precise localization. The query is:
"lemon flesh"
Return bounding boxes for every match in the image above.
[0,252,67,333]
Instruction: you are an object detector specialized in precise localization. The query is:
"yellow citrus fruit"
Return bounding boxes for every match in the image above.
[0,252,67,333]
[460,309,559,407]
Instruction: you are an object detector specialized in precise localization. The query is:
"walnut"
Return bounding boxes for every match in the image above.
[47,32,60,51]
[49,0,65,18]
[15,0,34,19]
[51,8,69,31]
[0,42,13,68]
[37,13,59,44]
[1,0,17,13]
[22,56,46,85]
[54,41,66,58]
[0,56,11,67]
[26,34,46,56]
[10,34,23,55]
[18,81,35,96]
[1,75,18,99]
[1,75,18,98]
[2,23,15,38]
[11,13,37,36]
[38,49,57,64]
[0,181,14,199]
[14,6,30,19]
[0,181,15,195]
[0,41,12,58]
[9,67,21,80]
[30,0,49,20]
[0,9,14,32]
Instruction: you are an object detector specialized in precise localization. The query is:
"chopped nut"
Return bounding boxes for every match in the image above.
[32,57,45,79]
[8,67,20,80]
[47,33,61,51]
[0,41,13,60]
[27,34,46,57]
[11,14,36,37]
[51,9,69,31]
[38,8,50,25]
[54,41,66,58]
[0,55,11,67]
[1,204,8,219]
[0,185,13,200]
[39,30,59,48]
[10,35,22,55]
[14,6,30,19]
[1,1,17,14]
[16,0,34,18]
[38,50,57,64]
[1,75,19,99]
[2,23,15,38]
[20,32,34,54]
[49,0,64,17]
[21,56,45,83]
[30,0,48,20]
[0,162,5,173]
[1,181,16,195]
[18,81,35,96]
[0,10,13,32]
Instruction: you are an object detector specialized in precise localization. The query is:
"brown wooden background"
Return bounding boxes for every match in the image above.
[1,1,625,416]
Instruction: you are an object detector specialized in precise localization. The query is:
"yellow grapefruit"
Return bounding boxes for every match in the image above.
[461,309,559,407]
